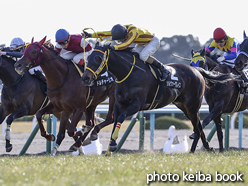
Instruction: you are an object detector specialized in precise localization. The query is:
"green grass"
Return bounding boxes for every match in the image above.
[0,151,247,186]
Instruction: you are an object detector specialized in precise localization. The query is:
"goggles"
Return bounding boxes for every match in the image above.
[215,39,226,43]
[58,40,69,45]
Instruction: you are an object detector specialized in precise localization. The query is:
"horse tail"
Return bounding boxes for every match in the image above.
[195,67,240,83]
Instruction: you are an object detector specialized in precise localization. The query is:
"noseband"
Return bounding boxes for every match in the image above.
[86,49,109,79]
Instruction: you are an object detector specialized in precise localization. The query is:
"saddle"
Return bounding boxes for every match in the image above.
[147,64,182,110]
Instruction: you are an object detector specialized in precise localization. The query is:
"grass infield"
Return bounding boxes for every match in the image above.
[0,151,247,186]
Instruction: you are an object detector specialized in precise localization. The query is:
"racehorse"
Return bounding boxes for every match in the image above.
[190,49,247,152]
[0,55,48,152]
[14,37,116,155]
[235,31,248,72]
[81,42,238,153]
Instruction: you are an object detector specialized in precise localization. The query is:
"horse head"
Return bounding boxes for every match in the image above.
[82,42,111,86]
[190,48,208,70]
[234,31,248,72]
[14,36,46,75]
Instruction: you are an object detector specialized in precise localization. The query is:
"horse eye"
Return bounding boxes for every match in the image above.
[32,50,37,55]
[95,56,102,63]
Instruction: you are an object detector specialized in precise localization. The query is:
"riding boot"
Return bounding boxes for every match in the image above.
[146,56,170,81]
[34,70,47,83]
[241,69,248,87]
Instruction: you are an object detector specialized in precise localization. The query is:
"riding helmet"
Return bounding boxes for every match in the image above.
[213,27,227,41]
[111,24,127,40]
[55,29,70,42]
[10,37,25,50]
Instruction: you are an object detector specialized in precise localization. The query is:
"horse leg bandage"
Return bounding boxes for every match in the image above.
[112,122,121,140]
[5,125,11,140]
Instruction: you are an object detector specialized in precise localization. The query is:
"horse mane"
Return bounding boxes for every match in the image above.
[0,55,17,65]
[43,40,59,55]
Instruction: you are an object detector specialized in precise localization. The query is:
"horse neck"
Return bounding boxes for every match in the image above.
[40,48,68,86]
[206,56,218,71]
[108,51,138,81]
[0,58,22,87]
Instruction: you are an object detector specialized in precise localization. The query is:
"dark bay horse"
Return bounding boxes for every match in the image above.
[14,37,115,155]
[235,31,248,72]
[0,55,47,152]
[190,49,247,152]
[81,43,237,153]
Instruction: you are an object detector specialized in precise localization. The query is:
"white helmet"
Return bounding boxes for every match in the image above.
[10,37,25,51]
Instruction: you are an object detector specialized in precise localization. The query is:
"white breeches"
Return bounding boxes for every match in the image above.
[132,36,160,61]
[60,49,93,64]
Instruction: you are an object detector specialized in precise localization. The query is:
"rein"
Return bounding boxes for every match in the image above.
[3,75,23,88]
[86,48,140,83]
[27,43,70,91]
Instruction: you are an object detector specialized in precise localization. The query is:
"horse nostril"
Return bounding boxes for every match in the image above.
[82,76,90,83]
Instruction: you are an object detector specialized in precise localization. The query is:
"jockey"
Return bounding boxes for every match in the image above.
[83,24,170,81]
[205,28,248,87]
[0,37,46,83]
[55,29,93,72]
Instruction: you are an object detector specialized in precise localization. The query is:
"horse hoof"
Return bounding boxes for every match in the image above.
[68,145,78,152]
[6,144,13,152]
[219,148,224,153]
[6,140,13,152]
[90,134,98,141]
[208,147,215,153]
[109,145,117,152]
[105,150,112,156]
[189,133,195,140]
[51,134,56,141]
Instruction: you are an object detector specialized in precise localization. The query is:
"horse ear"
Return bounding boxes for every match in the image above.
[191,49,194,57]
[38,36,47,47]
[244,30,247,39]
[200,48,205,56]
[31,37,34,44]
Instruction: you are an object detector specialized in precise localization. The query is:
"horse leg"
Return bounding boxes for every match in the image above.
[68,108,95,152]
[5,107,29,152]
[189,105,223,139]
[67,109,85,137]
[213,116,224,152]
[36,102,61,141]
[108,101,140,152]
[90,97,114,140]
[51,111,71,156]
[176,103,211,153]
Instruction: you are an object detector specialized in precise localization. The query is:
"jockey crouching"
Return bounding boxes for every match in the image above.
[0,37,47,84]
[205,27,248,88]
[83,24,169,81]
[55,29,92,73]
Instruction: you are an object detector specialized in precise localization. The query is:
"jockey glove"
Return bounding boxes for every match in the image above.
[82,31,92,38]
[217,56,225,62]
[109,45,115,50]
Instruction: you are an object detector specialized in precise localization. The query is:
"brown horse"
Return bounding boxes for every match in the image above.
[0,55,48,152]
[14,37,115,155]
[190,49,246,152]
[81,43,237,153]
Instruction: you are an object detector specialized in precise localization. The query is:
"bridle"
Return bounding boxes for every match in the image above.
[86,48,139,83]
[23,43,70,91]
[86,49,109,79]
[24,43,61,68]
